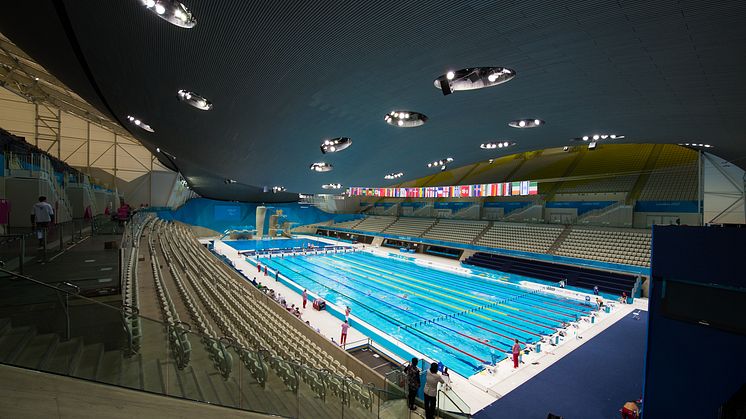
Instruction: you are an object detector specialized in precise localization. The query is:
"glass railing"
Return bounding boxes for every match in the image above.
[0,219,91,273]
[0,265,409,418]
[438,387,471,418]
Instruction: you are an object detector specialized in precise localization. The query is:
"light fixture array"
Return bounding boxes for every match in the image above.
[384,111,428,128]
[574,134,625,142]
[177,90,212,110]
[224,179,237,184]
[320,137,352,154]
[509,119,544,128]
[310,162,333,172]
[480,141,514,150]
[271,186,286,193]
[141,0,196,28]
[679,143,713,148]
[322,183,343,190]
[384,172,404,180]
[434,67,515,95]
[126,115,154,132]
[427,157,454,171]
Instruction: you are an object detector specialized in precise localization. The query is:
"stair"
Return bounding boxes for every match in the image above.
[14,333,58,370]
[547,225,572,254]
[472,221,493,244]
[43,337,83,375]
[420,219,439,237]
[73,342,104,380]
[0,325,36,363]
[626,143,664,204]
[96,349,123,385]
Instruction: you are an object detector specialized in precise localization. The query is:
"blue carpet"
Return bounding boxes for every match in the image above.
[476,311,648,419]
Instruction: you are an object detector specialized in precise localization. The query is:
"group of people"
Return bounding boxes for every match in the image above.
[404,357,452,419]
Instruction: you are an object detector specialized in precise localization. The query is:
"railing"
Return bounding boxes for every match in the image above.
[0,221,410,418]
[437,387,471,418]
[0,219,90,270]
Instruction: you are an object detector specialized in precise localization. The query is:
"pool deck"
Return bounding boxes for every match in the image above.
[209,235,648,414]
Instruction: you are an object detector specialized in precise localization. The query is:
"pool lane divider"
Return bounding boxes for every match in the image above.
[354,252,589,317]
[305,256,524,348]
[260,256,490,366]
[331,254,563,330]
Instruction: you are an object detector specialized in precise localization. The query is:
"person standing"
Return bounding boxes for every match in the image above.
[31,196,54,248]
[302,289,308,309]
[340,320,349,346]
[275,270,279,281]
[593,285,599,295]
[424,362,445,419]
[404,357,421,411]
[257,262,261,273]
[345,305,351,321]
[511,339,522,369]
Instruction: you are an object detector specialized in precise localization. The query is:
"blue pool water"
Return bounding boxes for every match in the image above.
[261,251,595,376]
[224,238,330,251]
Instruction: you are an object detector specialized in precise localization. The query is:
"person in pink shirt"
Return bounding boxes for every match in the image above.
[302,289,308,309]
[340,320,350,346]
[511,339,522,369]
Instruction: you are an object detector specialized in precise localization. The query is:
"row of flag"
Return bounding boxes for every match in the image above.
[347,181,538,198]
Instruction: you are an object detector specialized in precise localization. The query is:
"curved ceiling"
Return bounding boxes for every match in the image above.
[1,0,745,201]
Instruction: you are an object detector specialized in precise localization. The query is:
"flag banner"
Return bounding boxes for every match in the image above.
[346,180,540,198]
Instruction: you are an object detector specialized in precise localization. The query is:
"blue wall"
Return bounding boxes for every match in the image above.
[546,201,615,215]
[643,226,746,417]
[635,200,699,213]
[433,202,473,210]
[483,201,530,210]
[157,198,362,233]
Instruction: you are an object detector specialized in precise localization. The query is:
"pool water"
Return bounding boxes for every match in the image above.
[261,251,595,376]
[224,238,330,251]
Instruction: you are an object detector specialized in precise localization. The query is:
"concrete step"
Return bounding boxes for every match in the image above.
[14,333,58,370]
[96,350,122,385]
[44,337,83,375]
[73,343,104,380]
[119,353,144,390]
[0,326,36,363]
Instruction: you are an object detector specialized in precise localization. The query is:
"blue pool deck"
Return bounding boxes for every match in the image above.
[258,250,597,376]
[223,238,332,251]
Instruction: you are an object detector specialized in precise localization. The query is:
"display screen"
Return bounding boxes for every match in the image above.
[214,205,241,221]
[347,181,538,198]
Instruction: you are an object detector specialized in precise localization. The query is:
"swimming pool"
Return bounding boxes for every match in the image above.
[260,251,595,376]
[224,238,330,251]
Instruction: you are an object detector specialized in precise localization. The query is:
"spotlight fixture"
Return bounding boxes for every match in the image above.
[271,186,286,193]
[224,179,237,184]
[679,143,714,149]
[384,111,428,128]
[509,119,544,129]
[320,137,352,154]
[177,90,212,110]
[480,141,514,150]
[310,162,333,172]
[427,157,454,171]
[434,67,515,96]
[322,183,343,190]
[126,115,154,132]
[141,0,196,28]
[384,172,404,180]
[572,134,625,142]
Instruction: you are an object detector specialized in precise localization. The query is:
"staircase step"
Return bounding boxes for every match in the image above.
[14,333,58,370]
[119,354,144,390]
[44,337,83,375]
[96,350,123,385]
[142,358,165,394]
[73,343,104,380]
[0,326,36,363]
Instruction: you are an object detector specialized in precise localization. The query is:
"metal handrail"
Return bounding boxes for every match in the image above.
[437,387,471,418]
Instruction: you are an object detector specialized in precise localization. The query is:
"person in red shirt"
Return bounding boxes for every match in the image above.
[302,289,308,309]
[340,320,350,346]
[511,339,522,368]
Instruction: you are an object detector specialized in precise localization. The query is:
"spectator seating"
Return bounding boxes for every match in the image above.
[383,217,436,237]
[639,146,698,200]
[555,228,651,267]
[464,252,638,296]
[421,219,489,244]
[348,216,395,233]
[474,222,564,253]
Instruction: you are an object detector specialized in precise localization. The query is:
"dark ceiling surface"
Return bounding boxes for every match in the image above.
[1,0,745,201]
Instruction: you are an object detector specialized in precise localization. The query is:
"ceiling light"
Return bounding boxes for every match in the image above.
[582,136,589,141]
[126,115,154,132]
[593,134,600,140]
[224,179,237,184]
[434,67,516,94]
[310,162,333,172]
[509,119,544,129]
[572,133,624,143]
[322,183,343,189]
[272,186,286,193]
[610,134,617,139]
[384,172,404,180]
[156,147,160,152]
[385,111,427,128]
[177,90,212,110]
[563,146,570,151]
[142,0,196,28]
